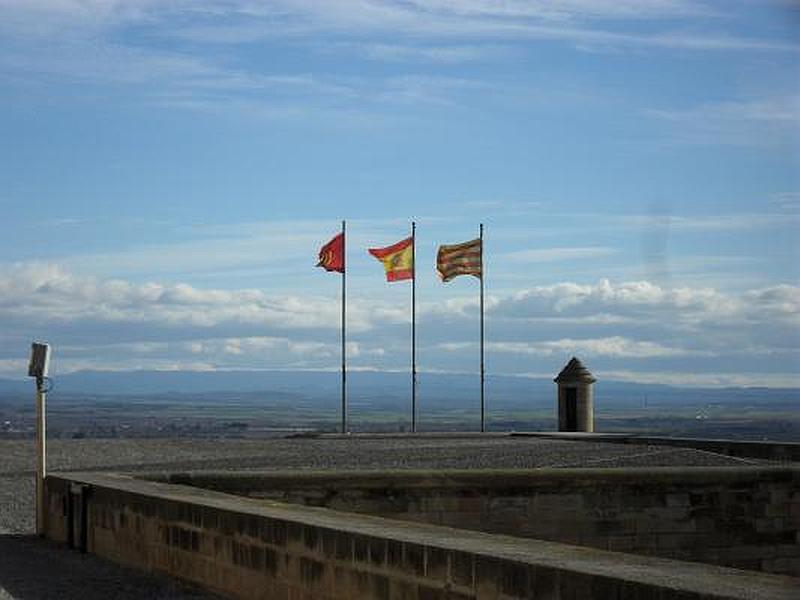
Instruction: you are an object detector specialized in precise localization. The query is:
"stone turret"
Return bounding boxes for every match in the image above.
[554,357,596,432]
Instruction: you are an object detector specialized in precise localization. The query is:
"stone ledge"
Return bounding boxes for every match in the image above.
[46,472,800,599]
[512,432,800,461]
[142,465,800,489]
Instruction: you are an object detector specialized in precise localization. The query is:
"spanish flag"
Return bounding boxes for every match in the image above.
[368,237,414,282]
[317,232,344,273]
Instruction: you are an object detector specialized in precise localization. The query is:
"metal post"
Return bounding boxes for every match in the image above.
[341,220,347,434]
[36,380,46,535]
[479,223,485,433]
[411,221,417,433]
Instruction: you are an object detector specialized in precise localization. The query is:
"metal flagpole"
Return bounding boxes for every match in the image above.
[341,219,347,434]
[411,221,417,433]
[480,223,485,433]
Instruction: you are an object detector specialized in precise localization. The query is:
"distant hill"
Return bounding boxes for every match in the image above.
[1,369,797,410]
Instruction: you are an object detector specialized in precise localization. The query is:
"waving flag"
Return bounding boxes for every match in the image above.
[436,238,482,282]
[317,232,344,273]
[368,237,414,282]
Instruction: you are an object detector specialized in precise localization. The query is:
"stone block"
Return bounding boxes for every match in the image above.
[287,522,304,545]
[354,534,369,562]
[334,532,353,561]
[261,519,288,547]
[593,519,636,537]
[499,561,530,597]
[636,517,696,534]
[369,536,388,567]
[530,493,584,514]
[352,569,372,597]
[421,495,460,514]
[755,517,781,532]
[663,493,689,507]
[559,571,593,600]
[389,579,416,600]
[606,535,637,552]
[303,525,320,551]
[263,546,279,577]
[457,496,483,514]
[298,557,326,588]
[474,557,501,598]
[418,584,447,600]
[387,540,403,568]
[331,566,350,595]
[425,546,447,580]
[449,551,474,588]
[370,574,391,600]
[404,544,426,577]
[762,557,800,577]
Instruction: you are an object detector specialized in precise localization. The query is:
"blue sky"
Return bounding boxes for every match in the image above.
[0,0,798,387]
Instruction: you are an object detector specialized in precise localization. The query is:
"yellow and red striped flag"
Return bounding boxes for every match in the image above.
[436,238,482,282]
[368,237,414,282]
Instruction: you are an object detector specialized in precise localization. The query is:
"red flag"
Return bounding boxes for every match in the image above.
[317,232,344,273]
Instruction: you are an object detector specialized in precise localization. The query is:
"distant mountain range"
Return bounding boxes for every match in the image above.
[1,370,797,409]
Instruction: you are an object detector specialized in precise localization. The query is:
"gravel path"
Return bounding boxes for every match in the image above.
[0,435,769,599]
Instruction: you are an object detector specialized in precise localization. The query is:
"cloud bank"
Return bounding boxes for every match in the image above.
[1,263,797,386]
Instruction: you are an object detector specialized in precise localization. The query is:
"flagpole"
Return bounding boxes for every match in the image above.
[411,221,417,433]
[480,222,485,433]
[341,219,347,434]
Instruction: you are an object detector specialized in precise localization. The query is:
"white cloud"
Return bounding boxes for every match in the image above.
[0,358,27,375]
[494,278,745,319]
[615,212,800,232]
[0,262,358,331]
[355,42,508,63]
[402,0,706,20]
[771,192,800,213]
[600,369,800,388]
[2,0,794,52]
[2,0,796,125]
[644,95,800,146]
[440,336,702,358]
[0,264,797,386]
[502,336,703,358]
[744,285,800,318]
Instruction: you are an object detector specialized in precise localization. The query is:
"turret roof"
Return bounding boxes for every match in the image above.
[554,356,596,383]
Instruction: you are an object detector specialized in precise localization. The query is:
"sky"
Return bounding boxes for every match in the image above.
[0,0,798,388]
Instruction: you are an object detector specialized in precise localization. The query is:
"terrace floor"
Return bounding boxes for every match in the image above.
[0,434,781,599]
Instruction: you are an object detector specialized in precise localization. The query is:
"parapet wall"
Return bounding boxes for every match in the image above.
[512,433,800,462]
[161,466,800,577]
[44,472,799,600]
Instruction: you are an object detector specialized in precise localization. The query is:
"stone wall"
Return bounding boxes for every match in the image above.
[512,433,800,462]
[44,472,799,600]
[162,466,800,576]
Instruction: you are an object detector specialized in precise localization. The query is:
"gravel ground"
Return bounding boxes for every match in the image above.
[0,435,767,599]
[0,435,762,534]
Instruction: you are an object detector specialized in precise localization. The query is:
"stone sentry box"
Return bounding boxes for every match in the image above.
[554,357,595,432]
